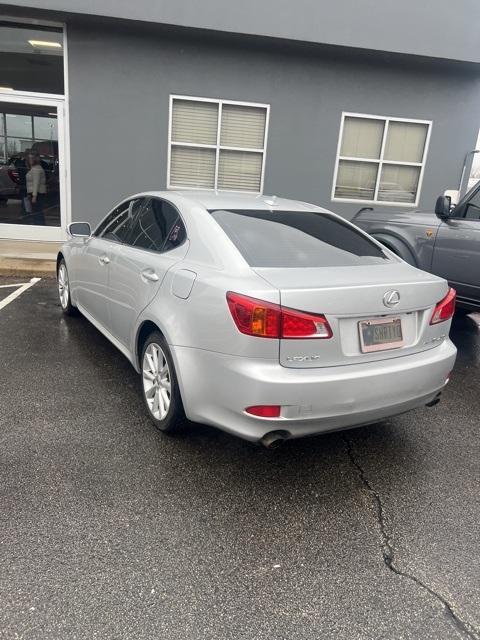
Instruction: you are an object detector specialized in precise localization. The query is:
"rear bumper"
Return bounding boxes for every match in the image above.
[172,339,457,441]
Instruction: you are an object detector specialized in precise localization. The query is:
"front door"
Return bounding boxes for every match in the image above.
[431,183,480,305]
[108,197,188,348]
[74,236,112,329]
[0,95,67,242]
[74,198,141,331]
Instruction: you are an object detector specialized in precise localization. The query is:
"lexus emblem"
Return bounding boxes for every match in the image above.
[383,290,400,308]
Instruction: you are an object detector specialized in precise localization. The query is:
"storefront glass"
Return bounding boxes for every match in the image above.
[0,23,65,236]
[0,102,60,226]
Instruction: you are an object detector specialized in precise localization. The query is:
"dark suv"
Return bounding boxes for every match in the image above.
[354,183,480,311]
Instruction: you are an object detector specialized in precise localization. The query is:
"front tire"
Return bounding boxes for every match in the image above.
[57,259,77,315]
[141,332,186,433]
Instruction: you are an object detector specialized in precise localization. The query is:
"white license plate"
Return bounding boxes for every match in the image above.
[359,317,403,353]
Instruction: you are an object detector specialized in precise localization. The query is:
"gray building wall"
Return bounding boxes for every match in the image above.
[66,21,480,226]
[2,0,480,64]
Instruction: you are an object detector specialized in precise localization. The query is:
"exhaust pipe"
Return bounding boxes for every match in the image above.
[426,392,442,408]
[260,430,290,449]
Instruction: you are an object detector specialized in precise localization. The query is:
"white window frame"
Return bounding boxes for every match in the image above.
[167,94,270,194]
[331,112,432,207]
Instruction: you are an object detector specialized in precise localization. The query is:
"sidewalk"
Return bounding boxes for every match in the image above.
[0,239,60,276]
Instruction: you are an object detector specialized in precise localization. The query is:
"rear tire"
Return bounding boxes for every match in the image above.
[57,259,78,316]
[141,331,186,434]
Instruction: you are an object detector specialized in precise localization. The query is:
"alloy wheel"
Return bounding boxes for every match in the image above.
[143,342,172,420]
[58,263,69,309]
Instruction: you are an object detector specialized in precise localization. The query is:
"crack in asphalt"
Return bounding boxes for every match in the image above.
[343,435,480,640]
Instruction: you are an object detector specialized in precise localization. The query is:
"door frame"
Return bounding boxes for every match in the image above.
[0,90,70,241]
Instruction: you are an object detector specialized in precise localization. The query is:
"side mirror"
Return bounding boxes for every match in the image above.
[434,195,451,220]
[68,222,91,237]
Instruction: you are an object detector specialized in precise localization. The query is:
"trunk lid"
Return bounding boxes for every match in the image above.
[255,263,449,368]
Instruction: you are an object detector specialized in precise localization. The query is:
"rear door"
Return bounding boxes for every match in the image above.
[210,207,448,368]
[431,184,480,305]
[108,197,188,348]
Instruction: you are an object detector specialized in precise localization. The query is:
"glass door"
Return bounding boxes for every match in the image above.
[0,93,68,241]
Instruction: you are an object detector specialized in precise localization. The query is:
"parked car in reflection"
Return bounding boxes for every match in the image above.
[354,181,480,311]
[57,191,456,446]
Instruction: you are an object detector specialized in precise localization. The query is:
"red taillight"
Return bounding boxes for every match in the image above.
[7,169,19,183]
[226,292,280,338]
[245,405,281,417]
[430,288,456,325]
[282,307,332,339]
[226,292,332,339]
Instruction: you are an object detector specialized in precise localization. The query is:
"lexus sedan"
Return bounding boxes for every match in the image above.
[57,191,457,446]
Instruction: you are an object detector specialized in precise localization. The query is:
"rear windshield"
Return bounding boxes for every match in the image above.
[209,209,389,268]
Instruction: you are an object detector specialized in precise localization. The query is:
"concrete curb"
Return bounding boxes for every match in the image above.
[0,239,61,277]
[0,257,56,277]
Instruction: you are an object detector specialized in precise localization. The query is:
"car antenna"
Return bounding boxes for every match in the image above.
[265,195,278,208]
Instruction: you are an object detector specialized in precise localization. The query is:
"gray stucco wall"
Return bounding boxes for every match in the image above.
[2,0,480,64]
[66,22,480,226]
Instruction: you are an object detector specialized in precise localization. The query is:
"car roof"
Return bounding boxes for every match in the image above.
[137,190,328,212]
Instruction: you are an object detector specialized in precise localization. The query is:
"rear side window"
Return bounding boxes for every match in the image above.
[128,198,186,252]
[209,209,388,267]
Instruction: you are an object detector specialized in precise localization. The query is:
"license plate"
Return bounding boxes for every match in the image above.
[359,317,403,353]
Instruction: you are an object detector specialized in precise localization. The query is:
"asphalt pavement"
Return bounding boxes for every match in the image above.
[0,276,479,640]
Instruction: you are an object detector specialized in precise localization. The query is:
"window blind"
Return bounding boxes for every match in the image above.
[335,160,378,200]
[384,121,428,163]
[171,100,218,146]
[169,97,268,192]
[170,146,215,189]
[220,104,266,149]
[340,117,384,159]
[218,150,263,192]
[378,164,420,203]
[334,114,430,205]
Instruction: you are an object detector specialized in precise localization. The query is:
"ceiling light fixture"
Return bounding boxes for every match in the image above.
[28,39,62,49]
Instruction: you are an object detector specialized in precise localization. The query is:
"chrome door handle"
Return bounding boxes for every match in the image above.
[99,255,110,265]
[142,269,159,282]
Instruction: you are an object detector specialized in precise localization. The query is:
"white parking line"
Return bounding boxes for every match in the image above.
[0,277,41,310]
[0,283,29,289]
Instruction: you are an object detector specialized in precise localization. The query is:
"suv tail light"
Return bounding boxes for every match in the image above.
[430,287,456,324]
[7,169,19,183]
[226,292,332,339]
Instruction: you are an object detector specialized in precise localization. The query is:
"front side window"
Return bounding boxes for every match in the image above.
[463,186,480,221]
[168,96,269,193]
[128,198,186,252]
[332,113,431,206]
[210,209,389,268]
[95,199,142,242]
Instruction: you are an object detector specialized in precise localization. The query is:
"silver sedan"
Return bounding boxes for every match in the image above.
[57,191,457,446]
